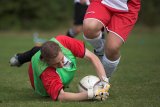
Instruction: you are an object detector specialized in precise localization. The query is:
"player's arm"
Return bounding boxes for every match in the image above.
[84,49,108,80]
[57,89,88,101]
[58,35,109,82]
[41,67,89,101]
[84,49,110,100]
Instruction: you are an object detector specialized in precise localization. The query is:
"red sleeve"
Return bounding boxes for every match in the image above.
[40,67,63,101]
[55,35,85,58]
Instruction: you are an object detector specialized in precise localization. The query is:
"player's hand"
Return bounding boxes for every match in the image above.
[87,84,109,101]
[93,81,110,101]
[87,77,110,100]
[101,77,110,92]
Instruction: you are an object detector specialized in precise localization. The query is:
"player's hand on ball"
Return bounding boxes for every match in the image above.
[93,81,110,101]
[78,75,110,101]
[94,88,109,101]
[101,77,111,93]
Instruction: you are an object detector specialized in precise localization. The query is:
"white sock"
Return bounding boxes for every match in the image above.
[83,32,104,52]
[102,55,121,78]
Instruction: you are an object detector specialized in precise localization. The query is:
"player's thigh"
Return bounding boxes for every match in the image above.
[84,1,111,29]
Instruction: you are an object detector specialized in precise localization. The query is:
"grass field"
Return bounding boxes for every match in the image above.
[0,27,160,107]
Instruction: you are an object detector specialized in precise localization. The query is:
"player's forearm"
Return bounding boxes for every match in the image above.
[58,91,88,101]
[84,49,107,79]
[91,55,107,79]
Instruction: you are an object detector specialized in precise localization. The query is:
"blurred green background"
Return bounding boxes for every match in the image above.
[0,0,160,31]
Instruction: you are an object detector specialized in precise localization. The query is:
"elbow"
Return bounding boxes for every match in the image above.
[57,90,66,101]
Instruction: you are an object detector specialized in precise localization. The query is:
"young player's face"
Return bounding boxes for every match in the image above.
[49,51,64,68]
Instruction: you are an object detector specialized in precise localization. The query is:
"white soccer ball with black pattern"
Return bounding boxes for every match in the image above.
[78,75,100,92]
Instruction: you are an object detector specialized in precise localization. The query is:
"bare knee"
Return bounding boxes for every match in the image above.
[83,19,103,39]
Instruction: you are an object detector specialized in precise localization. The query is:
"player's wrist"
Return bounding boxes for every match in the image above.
[102,76,109,83]
[87,86,94,99]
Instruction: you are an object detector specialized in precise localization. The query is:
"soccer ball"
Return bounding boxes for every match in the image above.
[78,75,100,92]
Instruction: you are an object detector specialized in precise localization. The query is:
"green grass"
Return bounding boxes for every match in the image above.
[0,27,160,107]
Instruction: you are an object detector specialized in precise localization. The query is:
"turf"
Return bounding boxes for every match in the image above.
[0,27,160,107]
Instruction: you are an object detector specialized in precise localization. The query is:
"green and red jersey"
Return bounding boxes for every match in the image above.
[28,35,85,100]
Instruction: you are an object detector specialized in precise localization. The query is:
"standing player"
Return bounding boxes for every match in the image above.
[83,0,141,77]
[66,0,90,38]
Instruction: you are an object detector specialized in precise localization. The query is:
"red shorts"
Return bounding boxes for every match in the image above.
[84,0,141,41]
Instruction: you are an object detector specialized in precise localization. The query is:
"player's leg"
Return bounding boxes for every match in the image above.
[83,19,105,55]
[10,46,41,67]
[67,25,83,38]
[101,0,141,77]
[83,1,111,57]
[101,32,123,77]
[66,3,88,38]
